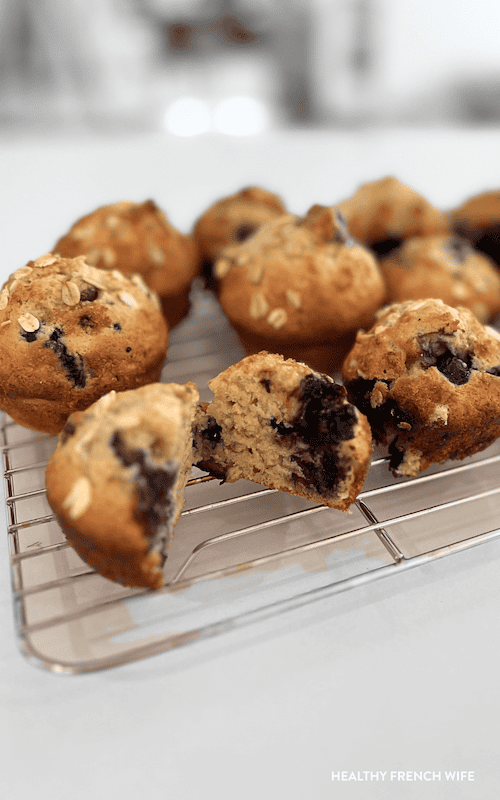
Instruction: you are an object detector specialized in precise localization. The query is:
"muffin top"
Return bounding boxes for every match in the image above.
[452,189,500,238]
[54,199,200,299]
[335,176,450,256]
[380,234,500,323]
[214,205,386,344]
[343,298,500,384]
[0,253,168,401]
[193,185,287,265]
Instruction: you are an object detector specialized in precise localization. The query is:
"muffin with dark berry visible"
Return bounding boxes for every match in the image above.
[335,176,450,258]
[45,382,199,589]
[451,189,500,267]
[342,298,500,477]
[380,234,500,323]
[0,253,168,434]
[193,351,372,511]
[213,204,386,374]
[54,199,200,329]
[192,186,287,288]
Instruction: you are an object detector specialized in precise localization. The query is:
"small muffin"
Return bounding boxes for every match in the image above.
[0,253,168,434]
[342,298,500,477]
[451,189,500,267]
[213,205,386,373]
[336,176,450,257]
[193,352,372,512]
[45,382,199,590]
[54,199,200,329]
[380,234,500,323]
[192,186,287,285]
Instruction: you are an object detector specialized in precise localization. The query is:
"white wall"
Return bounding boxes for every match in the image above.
[378,0,500,100]
[310,0,500,121]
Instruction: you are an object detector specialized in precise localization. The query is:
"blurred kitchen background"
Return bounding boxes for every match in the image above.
[1,0,500,137]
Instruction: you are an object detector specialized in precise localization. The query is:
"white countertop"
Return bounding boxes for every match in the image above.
[2,127,500,800]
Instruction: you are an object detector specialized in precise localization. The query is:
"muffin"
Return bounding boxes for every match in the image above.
[451,189,500,267]
[213,205,386,373]
[335,176,450,257]
[342,298,500,477]
[192,185,287,286]
[54,199,200,329]
[193,351,372,511]
[0,253,168,434]
[380,234,500,323]
[45,382,199,589]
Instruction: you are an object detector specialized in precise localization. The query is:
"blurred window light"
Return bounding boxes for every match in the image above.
[164,97,210,135]
[213,95,268,135]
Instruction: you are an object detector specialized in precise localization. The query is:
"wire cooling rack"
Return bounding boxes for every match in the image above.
[3,285,500,673]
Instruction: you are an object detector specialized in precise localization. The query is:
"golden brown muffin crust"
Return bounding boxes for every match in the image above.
[335,176,450,255]
[213,206,386,372]
[380,234,500,323]
[342,299,500,476]
[193,185,287,267]
[0,253,168,434]
[54,199,200,328]
[45,382,199,589]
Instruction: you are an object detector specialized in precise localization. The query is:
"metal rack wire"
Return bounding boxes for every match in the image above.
[3,286,500,673]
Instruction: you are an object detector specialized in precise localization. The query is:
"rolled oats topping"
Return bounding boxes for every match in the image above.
[285,289,302,309]
[235,252,251,267]
[119,292,139,309]
[34,254,57,267]
[0,250,169,437]
[115,411,143,429]
[17,313,40,332]
[147,242,165,265]
[267,308,288,329]
[62,477,92,520]
[61,281,81,306]
[214,258,232,279]
[249,292,269,319]
[76,264,109,290]
[70,221,97,241]
[247,263,264,283]
[148,291,161,311]
[13,266,33,280]
[130,274,149,294]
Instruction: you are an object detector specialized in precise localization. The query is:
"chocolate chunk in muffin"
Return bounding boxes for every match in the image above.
[45,382,199,589]
[342,298,500,477]
[193,352,372,511]
[0,253,168,434]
